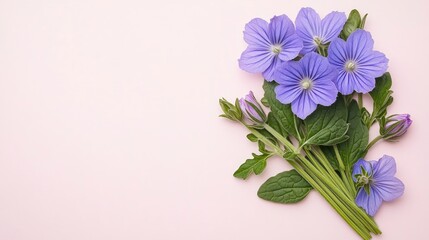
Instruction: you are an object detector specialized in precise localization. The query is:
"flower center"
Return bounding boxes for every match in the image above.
[271,44,282,55]
[300,78,313,90]
[345,60,357,72]
[313,36,323,46]
[357,175,371,185]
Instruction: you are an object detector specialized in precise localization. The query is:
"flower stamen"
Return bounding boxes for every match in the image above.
[313,36,323,46]
[271,44,282,55]
[345,60,357,72]
[300,78,313,90]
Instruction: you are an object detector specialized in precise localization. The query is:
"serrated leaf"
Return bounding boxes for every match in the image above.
[302,98,349,146]
[257,170,312,204]
[338,100,369,169]
[258,141,271,154]
[263,81,299,138]
[370,72,393,119]
[233,152,272,180]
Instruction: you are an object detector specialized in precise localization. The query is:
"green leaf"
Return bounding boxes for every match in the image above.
[338,100,369,169]
[369,72,394,119]
[233,152,272,180]
[257,170,312,204]
[266,112,288,138]
[302,98,349,146]
[340,9,362,39]
[246,133,258,142]
[263,81,299,138]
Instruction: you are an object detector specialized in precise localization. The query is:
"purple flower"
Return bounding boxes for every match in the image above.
[328,30,389,95]
[295,7,346,54]
[239,15,303,81]
[274,52,338,119]
[239,91,266,125]
[382,114,412,141]
[353,155,404,216]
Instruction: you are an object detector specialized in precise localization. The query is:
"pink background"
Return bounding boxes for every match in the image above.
[0,0,427,239]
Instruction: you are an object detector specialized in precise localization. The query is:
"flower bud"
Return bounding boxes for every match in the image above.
[219,98,243,121]
[239,91,267,125]
[382,114,412,141]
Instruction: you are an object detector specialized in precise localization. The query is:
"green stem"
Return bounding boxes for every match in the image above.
[333,145,357,197]
[263,124,297,152]
[261,124,380,235]
[358,93,363,109]
[247,127,374,238]
[295,161,371,240]
[297,153,380,235]
[365,135,383,153]
[306,148,352,200]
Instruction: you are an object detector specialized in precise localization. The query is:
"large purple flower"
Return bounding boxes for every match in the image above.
[274,52,338,119]
[328,30,389,95]
[353,155,405,216]
[239,15,303,81]
[295,7,346,54]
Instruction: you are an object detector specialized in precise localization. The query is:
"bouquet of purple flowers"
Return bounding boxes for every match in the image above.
[219,8,412,239]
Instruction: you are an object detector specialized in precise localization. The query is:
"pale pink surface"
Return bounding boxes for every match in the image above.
[0,0,427,239]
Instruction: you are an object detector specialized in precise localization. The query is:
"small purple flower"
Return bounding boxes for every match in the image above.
[239,91,266,125]
[274,52,338,119]
[328,30,389,95]
[383,114,412,141]
[353,155,404,216]
[239,15,303,81]
[295,7,346,54]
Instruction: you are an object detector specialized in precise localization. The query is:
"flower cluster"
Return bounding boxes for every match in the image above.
[239,7,388,119]
[220,8,412,240]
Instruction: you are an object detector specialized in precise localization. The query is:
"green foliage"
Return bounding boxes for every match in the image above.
[320,146,339,170]
[233,152,272,180]
[337,101,369,169]
[263,81,299,138]
[369,72,394,120]
[340,9,364,39]
[257,170,313,204]
[341,10,362,39]
[219,98,242,121]
[301,98,349,146]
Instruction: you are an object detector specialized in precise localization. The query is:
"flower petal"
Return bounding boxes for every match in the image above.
[278,34,303,62]
[373,176,404,202]
[295,7,322,54]
[320,11,346,43]
[355,187,383,216]
[262,56,281,81]
[346,30,374,60]
[243,18,271,47]
[275,84,302,104]
[268,15,294,45]
[238,46,273,74]
[352,159,373,182]
[274,61,303,85]
[349,71,376,94]
[357,51,389,77]
[335,71,354,95]
[327,38,347,67]
[373,155,397,178]
[291,91,317,119]
[309,80,338,106]
[301,52,337,82]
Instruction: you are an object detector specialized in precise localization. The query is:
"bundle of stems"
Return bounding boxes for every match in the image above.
[245,123,381,240]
